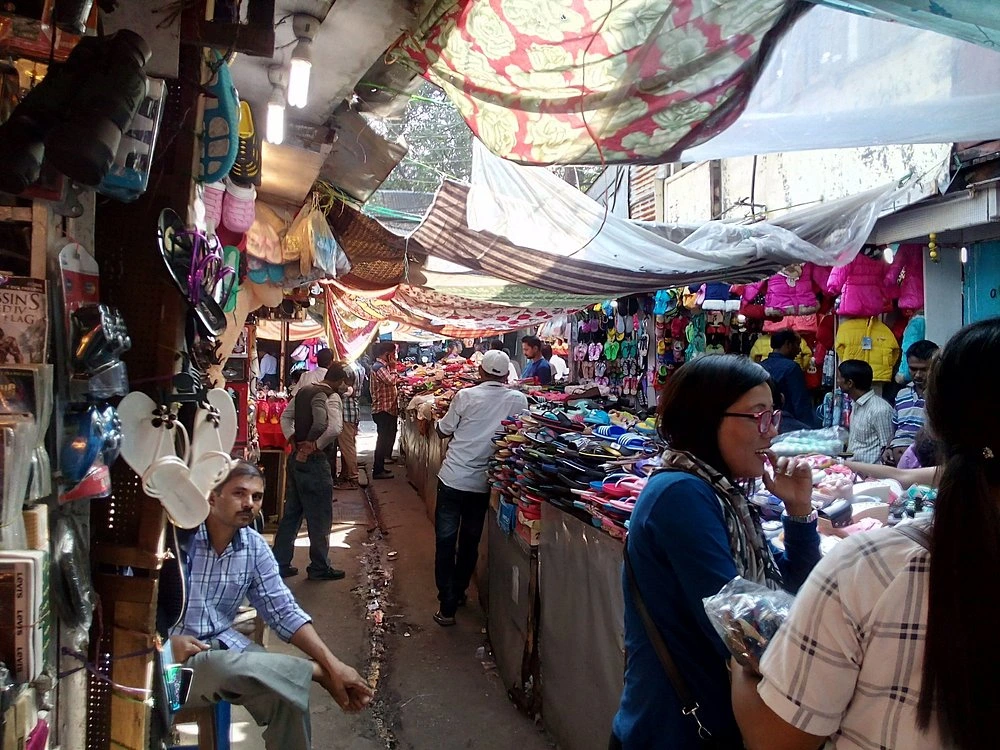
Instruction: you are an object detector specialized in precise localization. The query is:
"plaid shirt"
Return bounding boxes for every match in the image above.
[169,525,310,651]
[370,360,398,416]
[342,392,360,424]
[758,523,941,749]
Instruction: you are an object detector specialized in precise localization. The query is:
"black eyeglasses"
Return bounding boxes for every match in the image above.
[723,409,781,435]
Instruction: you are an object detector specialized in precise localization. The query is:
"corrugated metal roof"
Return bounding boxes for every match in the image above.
[629,165,657,221]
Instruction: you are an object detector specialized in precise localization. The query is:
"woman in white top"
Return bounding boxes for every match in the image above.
[732,317,999,750]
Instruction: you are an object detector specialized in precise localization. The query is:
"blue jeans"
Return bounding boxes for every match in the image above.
[272,452,334,575]
[434,480,489,617]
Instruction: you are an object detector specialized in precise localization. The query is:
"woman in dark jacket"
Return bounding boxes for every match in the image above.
[611,355,821,749]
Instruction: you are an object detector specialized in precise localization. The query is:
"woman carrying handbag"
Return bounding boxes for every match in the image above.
[611,355,821,748]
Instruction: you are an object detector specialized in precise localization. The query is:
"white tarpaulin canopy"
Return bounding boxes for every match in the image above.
[681,6,1000,160]
[420,140,931,296]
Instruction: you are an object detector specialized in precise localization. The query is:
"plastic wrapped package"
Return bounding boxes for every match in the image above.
[703,577,795,674]
[51,514,93,651]
[770,426,847,457]
[0,418,36,551]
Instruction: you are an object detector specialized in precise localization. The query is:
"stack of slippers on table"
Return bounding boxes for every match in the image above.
[489,405,665,541]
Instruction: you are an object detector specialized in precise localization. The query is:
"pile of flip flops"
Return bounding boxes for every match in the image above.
[489,404,663,543]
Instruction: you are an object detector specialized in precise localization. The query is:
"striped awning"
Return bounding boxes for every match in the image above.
[410,180,782,296]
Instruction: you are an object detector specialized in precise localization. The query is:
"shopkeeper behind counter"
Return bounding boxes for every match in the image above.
[520,335,552,385]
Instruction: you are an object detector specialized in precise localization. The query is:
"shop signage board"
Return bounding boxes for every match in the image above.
[963,242,1000,324]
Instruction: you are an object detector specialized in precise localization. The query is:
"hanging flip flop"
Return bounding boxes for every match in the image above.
[200,51,240,183]
[118,392,174,478]
[188,388,238,495]
[157,209,228,336]
[221,245,241,313]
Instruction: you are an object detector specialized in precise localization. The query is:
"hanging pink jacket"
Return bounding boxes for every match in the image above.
[765,263,821,316]
[884,244,925,312]
[826,254,895,317]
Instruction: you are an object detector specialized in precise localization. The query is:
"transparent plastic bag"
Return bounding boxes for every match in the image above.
[52,514,94,650]
[703,577,794,674]
[770,426,847,457]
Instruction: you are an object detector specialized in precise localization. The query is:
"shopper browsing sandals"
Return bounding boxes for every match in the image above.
[274,362,347,580]
[159,462,373,749]
[432,350,528,626]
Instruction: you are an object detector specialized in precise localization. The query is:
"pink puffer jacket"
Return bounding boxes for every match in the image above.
[827,254,895,317]
[884,244,924,312]
[765,263,822,316]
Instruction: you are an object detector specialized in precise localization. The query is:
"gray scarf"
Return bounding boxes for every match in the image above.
[657,449,782,589]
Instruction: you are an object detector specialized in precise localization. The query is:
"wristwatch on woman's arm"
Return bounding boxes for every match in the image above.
[782,509,819,524]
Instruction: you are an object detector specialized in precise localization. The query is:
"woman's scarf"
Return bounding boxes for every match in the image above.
[658,449,782,589]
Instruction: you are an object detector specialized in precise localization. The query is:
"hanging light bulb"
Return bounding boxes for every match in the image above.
[882,246,894,264]
[928,232,939,263]
[266,65,286,145]
[961,245,968,264]
[288,15,319,109]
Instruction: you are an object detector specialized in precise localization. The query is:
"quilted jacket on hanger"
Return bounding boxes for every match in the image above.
[827,254,896,317]
[835,317,901,382]
[884,244,925,312]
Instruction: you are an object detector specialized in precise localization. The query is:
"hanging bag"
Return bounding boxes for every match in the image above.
[624,543,736,749]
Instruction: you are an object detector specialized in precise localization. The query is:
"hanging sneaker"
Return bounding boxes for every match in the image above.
[229,100,262,187]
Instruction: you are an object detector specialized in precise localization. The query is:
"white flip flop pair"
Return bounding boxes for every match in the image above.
[118,388,238,528]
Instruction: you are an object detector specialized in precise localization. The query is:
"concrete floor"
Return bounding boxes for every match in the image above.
[176,420,553,750]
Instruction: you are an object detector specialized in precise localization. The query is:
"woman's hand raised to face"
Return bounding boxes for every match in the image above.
[761,451,814,516]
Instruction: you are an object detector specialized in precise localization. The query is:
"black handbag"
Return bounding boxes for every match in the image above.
[624,544,734,748]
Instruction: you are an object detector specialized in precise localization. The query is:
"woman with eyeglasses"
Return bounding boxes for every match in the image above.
[611,354,821,749]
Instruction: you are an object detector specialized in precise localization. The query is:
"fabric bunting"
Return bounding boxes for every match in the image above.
[390,0,809,165]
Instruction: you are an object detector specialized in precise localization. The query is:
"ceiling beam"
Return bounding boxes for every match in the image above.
[181,0,276,57]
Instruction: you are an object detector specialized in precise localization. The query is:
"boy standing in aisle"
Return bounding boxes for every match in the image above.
[274,363,347,580]
[432,350,529,626]
[335,362,363,489]
[370,342,399,480]
[162,462,372,750]
[838,360,895,464]
[520,335,552,385]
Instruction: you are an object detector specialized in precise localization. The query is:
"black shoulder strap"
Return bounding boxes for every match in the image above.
[624,544,710,737]
[895,521,932,550]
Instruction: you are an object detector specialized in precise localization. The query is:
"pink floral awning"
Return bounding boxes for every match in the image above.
[391,0,808,164]
[326,284,581,338]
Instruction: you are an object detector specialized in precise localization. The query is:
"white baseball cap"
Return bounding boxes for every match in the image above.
[481,350,510,377]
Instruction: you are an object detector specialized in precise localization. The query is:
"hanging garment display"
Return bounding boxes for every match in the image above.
[764,263,822,316]
[885,243,925,312]
[835,317,901,382]
[827,253,897,317]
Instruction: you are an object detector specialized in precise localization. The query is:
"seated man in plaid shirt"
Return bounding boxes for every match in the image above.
[158,462,372,748]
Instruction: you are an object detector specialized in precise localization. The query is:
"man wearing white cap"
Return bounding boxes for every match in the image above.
[431,350,528,626]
